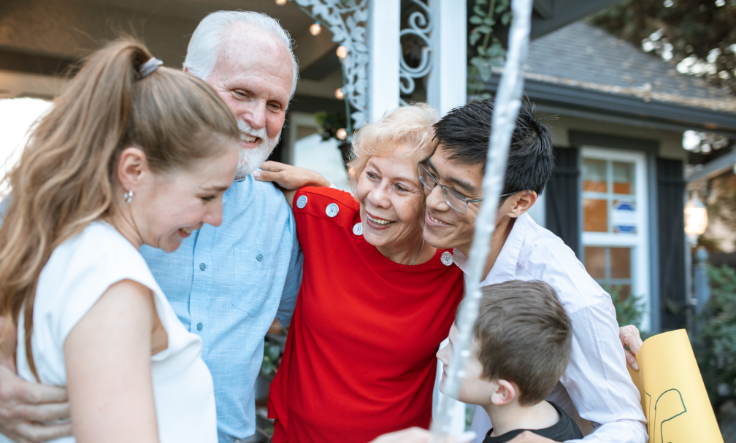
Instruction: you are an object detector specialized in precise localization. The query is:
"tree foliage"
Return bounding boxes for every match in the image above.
[695,265,736,402]
[467,0,511,102]
[591,0,736,93]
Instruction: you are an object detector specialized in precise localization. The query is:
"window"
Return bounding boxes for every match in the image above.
[581,148,650,329]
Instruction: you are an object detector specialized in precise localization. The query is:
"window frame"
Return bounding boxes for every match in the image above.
[581,147,650,330]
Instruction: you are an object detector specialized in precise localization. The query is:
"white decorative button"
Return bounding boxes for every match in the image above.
[296,195,307,209]
[441,251,454,266]
[352,222,363,236]
[326,203,339,217]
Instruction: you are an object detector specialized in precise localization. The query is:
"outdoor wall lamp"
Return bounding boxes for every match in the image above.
[685,191,708,246]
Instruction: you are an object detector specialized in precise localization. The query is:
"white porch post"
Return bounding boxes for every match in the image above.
[367,0,400,123]
[427,0,467,115]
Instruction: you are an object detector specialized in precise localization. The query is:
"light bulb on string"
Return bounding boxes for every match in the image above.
[336,46,348,59]
[275,0,287,5]
[335,88,344,100]
[336,128,348,140]
[310,23,322,36]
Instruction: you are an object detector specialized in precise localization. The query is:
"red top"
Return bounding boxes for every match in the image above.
[268,187,464,443]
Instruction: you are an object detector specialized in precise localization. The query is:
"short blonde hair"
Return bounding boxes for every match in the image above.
[348,103,439,184]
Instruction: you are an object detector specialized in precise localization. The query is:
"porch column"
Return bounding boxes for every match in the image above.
[367,0,400,123]
[427,0,467,115]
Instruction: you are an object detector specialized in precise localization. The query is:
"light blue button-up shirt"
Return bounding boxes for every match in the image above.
[141,175,302,443]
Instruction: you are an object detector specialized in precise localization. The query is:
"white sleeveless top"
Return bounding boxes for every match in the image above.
[16,222,217,443]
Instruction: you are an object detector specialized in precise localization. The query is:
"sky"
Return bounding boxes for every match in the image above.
[0,98,53,196]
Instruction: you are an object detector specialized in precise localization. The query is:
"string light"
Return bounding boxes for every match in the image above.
[335,88,344,99]
[336,128,348,140]
[275,0,287,5]
[336,46,348,59]
[310,23,322,36]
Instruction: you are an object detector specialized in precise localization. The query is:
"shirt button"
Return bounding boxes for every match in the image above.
[197,322,203,331]
[199,263,206,271]
[296,195,308,209]
[353,222,363,236]
[256,254,264,262]
[326,203,339,217]
[441,251,454,266]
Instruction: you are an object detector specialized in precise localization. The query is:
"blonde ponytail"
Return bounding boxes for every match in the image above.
[0,38,239,380]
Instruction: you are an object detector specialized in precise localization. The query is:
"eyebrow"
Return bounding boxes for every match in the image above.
[201,185,230,192]
[425,158,478,195]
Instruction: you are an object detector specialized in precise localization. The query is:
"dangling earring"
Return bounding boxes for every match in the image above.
[123,190,133,203]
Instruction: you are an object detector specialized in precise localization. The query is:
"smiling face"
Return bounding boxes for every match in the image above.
[133,145,239,252]
[422,144,486,254]
[205,23,293,177]
[437,323,498,406]
[355,143,426,253]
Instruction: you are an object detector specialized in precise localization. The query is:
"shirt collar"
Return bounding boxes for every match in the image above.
[224,174,250,203]
[452,213,531,286]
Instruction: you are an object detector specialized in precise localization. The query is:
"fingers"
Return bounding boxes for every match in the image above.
[18,382,68,405]
[14,421,73,443]
[14,402,70,423]
[252,170,279,183]
[624,349,639,372]
[619,325,642,354]
[259,161,285,172]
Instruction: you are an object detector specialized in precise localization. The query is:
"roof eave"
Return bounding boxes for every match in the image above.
[484,77,736,135]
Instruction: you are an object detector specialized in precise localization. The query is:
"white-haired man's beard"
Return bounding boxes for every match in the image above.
[234,120,281,180]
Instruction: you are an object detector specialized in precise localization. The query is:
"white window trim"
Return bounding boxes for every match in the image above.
[581,147,650,331]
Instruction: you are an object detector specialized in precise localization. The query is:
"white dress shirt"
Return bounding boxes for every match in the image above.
[454,213,647,443]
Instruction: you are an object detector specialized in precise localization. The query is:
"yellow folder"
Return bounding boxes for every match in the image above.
[628,329,723,443]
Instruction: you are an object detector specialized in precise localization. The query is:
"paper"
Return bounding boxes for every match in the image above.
[628,329,723,443]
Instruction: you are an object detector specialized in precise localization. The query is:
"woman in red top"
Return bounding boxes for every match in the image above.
[262,104,465,443]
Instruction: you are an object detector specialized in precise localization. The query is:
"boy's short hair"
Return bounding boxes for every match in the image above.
[473,280,572,406]
[432,99,553,202]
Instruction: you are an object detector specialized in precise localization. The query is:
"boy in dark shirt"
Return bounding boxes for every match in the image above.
[437,280,583,442]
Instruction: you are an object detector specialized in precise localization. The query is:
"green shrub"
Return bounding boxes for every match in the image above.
[608,286,645,330]
[695,265,736,402]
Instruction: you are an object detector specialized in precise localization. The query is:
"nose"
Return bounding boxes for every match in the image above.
[426,185,449,211]
[203,199,224,228]
[242,100,267,130]
[366,181,391,209]
[436,343,448,364]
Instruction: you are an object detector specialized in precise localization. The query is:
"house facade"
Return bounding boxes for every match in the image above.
[1,1,729,332]
[484,21,736,333]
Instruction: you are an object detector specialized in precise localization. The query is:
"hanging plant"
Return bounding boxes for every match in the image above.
[468,0,512,102]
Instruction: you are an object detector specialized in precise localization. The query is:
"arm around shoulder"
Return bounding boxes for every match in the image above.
[64,279,160,443]
[253,161,331,207]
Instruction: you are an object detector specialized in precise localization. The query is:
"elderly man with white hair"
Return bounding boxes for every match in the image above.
[0,11,321,443]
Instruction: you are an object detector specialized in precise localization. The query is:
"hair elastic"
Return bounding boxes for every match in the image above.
[138,57,163,79]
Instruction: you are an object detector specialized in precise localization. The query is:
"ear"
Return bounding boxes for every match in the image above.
[490,379,517,406]
[117,147,149,194]
[501,190,537,218]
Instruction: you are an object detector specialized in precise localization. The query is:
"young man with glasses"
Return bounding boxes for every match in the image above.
[422,100,647,443]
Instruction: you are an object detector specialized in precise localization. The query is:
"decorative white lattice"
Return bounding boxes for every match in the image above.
[296,0,369,128]
[399,0,433,106]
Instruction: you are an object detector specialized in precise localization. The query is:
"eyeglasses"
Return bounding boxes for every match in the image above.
[418,163,514,213]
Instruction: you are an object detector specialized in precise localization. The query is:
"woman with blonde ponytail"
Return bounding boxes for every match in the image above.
[0,38,240,443]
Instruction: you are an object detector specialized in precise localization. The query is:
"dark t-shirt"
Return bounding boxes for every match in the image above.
[482,401,584,443]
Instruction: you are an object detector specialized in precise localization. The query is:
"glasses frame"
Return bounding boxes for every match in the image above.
[417,163,481,213]
[418,163,516,213]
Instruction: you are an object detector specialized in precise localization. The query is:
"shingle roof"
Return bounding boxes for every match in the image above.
[515,21,736,114]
